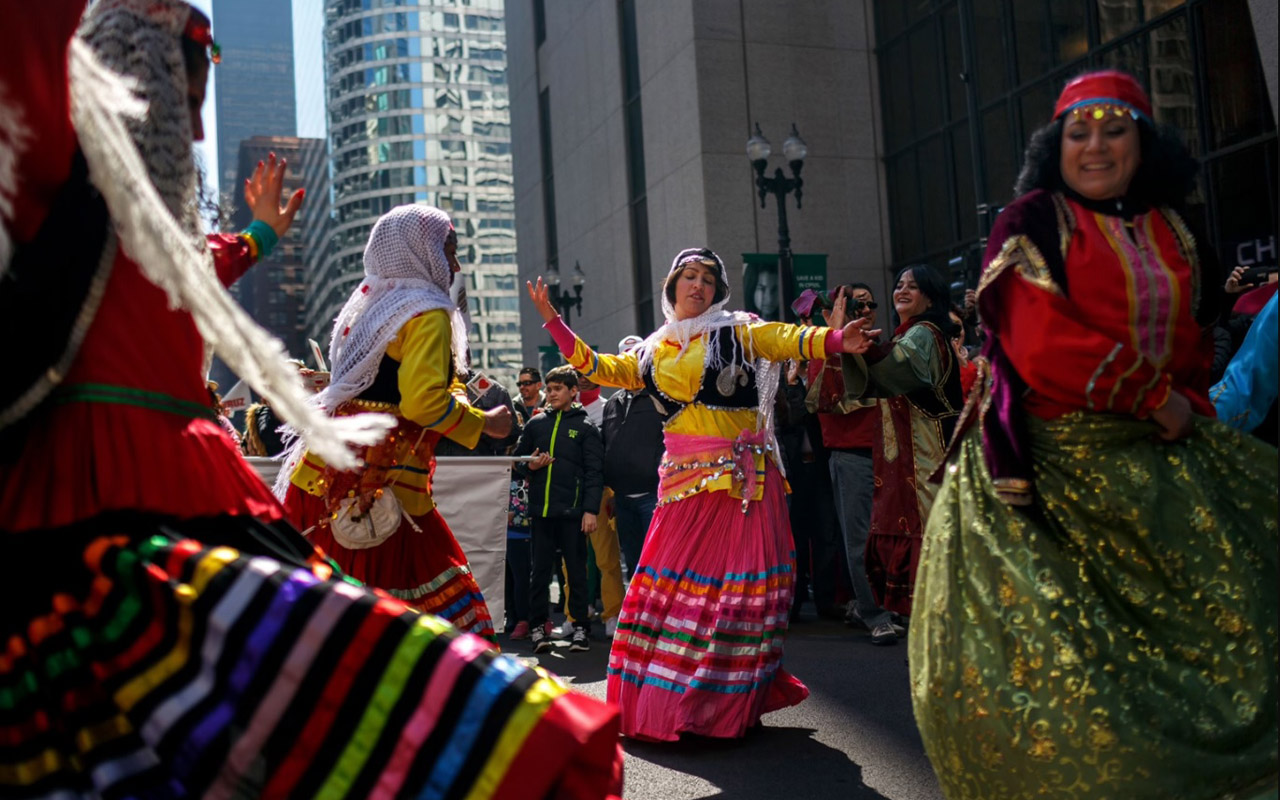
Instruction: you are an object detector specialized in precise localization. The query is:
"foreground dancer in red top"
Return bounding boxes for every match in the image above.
[909,70,1277,800]
[0,3,622,797]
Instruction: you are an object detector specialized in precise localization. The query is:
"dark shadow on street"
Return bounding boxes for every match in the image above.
[622,725,894,800]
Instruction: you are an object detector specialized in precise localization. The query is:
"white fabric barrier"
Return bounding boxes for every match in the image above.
[245,455,514,627]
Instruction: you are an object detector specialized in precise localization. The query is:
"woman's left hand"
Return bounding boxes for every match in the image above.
[839,316,882,354]
[525,277,559,323]
[245,151,304,240]
[1150,390,1193,441]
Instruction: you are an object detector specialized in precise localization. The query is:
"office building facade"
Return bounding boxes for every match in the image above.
[509,0,1276,361]
[211,136,330,390]
[211,0,299,195]
[308,0,521,389]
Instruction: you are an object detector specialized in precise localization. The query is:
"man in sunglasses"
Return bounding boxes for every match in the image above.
[514,367,545,425]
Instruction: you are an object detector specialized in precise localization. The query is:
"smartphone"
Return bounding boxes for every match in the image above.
[1240,266,1278,287]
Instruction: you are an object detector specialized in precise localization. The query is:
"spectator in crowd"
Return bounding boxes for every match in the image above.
[514,365,605,654]
[911,69,1275,800]
[243,359,328,457]
[949,306,979,399]
[505,473,534,638]
[806,284,902,645]
[601,334,665,580]
[779,290,841,621]
[435,368,521,456]
[0,3,623,796]
[515,366,545,423]
[1212,292,1277,443]
[840,264,964,620]
[279,204,509,643]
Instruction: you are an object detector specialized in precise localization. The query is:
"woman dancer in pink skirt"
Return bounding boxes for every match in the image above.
[528,248,878,741]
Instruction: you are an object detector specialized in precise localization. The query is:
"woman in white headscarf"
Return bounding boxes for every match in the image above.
[280,203,511,643]
[528,247,879,741]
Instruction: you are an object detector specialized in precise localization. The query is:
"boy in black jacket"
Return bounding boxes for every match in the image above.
[513,366,604,653]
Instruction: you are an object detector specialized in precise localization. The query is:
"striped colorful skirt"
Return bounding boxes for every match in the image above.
[606,438,809,741]
[285,487,497,645]
[1,520,623,799]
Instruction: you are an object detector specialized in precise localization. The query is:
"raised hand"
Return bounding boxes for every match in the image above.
[839,316,882,354]
[525,277,559,323]
[244,151,304,240]
[827,290,848,330]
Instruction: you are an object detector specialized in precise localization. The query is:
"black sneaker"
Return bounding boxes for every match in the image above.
[569,627,590,651]
[531,626,552,654]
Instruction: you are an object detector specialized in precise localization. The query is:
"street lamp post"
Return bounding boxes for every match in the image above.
[747,122,807,322]
[545,260,587,327]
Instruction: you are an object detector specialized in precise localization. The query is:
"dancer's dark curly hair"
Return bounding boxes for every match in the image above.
[1012,116,1200,209]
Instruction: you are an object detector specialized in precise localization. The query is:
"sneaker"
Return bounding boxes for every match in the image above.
[543,620,554,637]
[531,626,552,653]
[569,627,590,651]
[552,623,575,639]
[869,622,900,646]
[509,621,531,640]
[603,617,618,638]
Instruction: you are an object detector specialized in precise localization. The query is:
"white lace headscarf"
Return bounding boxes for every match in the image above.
[273,204,464,497]
[633,248,783,455]
[69,0,391,470]
[321,203,467,411]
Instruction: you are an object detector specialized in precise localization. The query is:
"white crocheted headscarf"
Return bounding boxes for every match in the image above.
[635,248,757,375]
[319,203,467,413]
[68,0,392,469]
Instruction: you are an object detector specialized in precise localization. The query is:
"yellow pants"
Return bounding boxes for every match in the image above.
[564,487,624,623]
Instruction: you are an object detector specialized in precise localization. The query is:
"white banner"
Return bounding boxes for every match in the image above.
[432,456,513,628]
[245,455,514,628]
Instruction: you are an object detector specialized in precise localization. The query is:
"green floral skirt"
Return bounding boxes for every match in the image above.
[911,413,1278,800]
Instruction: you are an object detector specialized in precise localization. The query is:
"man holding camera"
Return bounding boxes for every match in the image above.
[805,284,903,646]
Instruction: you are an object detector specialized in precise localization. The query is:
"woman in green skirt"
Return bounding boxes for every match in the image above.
[909,69,1277,800]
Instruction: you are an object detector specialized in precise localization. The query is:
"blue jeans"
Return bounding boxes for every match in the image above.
[829,450,892,628]
[613,492,657,580]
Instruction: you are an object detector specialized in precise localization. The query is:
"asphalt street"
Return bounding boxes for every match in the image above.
[503,606,946,800]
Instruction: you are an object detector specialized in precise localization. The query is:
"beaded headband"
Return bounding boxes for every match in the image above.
[1053,70,1152,124]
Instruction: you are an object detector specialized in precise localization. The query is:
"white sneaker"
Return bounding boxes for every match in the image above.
[604,617,618,637]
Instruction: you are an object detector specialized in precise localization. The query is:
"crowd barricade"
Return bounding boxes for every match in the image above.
[245,455,521,627]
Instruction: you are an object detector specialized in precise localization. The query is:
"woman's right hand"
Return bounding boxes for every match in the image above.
[1150,389,1193,441]
[482,405,513,438]
[526,277,559,323]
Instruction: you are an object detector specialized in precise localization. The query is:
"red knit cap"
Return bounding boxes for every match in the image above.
[1053,70,1152,123]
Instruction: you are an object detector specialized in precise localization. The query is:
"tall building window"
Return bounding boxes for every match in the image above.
[619,0,653,333]
[538,88,559,272]
[875,0,1276,286]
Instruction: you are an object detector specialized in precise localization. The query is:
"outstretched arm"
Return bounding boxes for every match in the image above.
[525,278,643,389]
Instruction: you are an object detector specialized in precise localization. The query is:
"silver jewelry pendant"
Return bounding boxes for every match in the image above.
[715,364,748,397]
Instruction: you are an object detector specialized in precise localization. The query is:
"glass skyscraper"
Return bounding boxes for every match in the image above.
[211,0,298,194]
[309,0,520,388]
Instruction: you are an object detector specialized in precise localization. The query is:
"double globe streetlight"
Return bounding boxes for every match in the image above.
[746,122,807,322]
[543,260,587,327]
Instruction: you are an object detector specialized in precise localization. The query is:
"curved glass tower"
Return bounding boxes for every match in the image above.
[310,0,520,387]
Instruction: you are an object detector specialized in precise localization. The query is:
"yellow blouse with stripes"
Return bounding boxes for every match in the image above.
[563,321,831,503]
[290,310,485,515]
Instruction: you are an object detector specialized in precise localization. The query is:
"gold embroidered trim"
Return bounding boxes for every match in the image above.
[1160,206,1202,321]
[979,235,1065,299]
[1051,191,1076,262]
[1085,343,1124,411]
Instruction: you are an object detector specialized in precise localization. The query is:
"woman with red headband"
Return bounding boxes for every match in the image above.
[0,3,622,797]
[909,70,1277,799]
